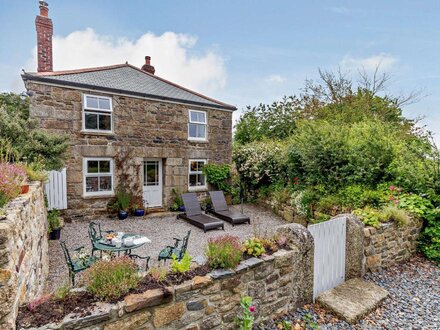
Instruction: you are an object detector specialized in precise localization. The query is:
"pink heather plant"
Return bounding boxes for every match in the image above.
[0,163,27,200]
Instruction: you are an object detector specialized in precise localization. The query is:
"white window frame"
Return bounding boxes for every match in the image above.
[188,110,207,141]
[83,157,114,197]
[82,94,113,133]
[188,159,207,191]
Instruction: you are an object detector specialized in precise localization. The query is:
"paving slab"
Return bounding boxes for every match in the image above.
[317,278,389,324]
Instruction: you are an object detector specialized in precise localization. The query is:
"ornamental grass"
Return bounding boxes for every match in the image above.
[205,235,242,269]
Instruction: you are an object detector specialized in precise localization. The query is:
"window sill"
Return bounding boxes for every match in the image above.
[82,193,115,199]
[80,130,115,137]
[188,186,208,192]
[188,139,209,144]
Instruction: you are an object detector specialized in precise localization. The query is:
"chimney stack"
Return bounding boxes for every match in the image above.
[141,56,155,75]
[35,1,53,72]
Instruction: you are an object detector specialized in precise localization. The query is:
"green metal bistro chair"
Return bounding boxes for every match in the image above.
[60,241,98,286]
[129,254,151,271]
[88,222,113,256]
[158,230,191,262]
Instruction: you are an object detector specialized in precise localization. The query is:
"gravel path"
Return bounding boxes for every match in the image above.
[263,255,440,329]
[46,204,286,293]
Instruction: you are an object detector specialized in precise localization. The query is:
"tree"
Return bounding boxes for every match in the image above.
[0,93,69,170]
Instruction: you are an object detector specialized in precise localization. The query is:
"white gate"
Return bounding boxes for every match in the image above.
[44,168,67,210]
[309,217,346,299]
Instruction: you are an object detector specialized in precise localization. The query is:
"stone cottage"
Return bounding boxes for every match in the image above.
[22,2,237,220]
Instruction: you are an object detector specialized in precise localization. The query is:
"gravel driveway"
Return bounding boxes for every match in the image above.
[264,255,440,329]
[46,204,286,293]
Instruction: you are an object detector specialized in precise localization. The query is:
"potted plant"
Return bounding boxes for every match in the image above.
[116,189,130,220]
[170,188,185,212]
[132,204,145,217]
[48,209,62,240]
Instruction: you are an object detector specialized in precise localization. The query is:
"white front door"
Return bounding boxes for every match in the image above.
[143,159,163,207]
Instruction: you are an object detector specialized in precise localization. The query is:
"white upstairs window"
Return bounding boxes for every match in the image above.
[188,110,207,141]
[83,94,113,133]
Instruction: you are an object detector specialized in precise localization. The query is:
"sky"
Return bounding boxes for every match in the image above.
[1,0,440,142]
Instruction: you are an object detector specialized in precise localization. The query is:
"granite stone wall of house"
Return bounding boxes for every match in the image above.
[26,82,233,220]
[363,218,423,272]
[0,183,49,330]
[18,224,314,330]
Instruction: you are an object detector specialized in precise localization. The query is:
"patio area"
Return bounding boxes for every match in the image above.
[46,204,286,293]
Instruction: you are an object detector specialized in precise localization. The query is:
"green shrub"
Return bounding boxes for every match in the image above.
[171,252,192,274]
[205,235,242,269]
[170,188,184,211]
[352,207,382,228]
[398,194,433,219]
[47,209,61,232]
[0,192,8,209]
[242,238,266,257]
[381,205,410,227]
[148,266,168,282]
[419,209,440,265]
[115,188,131,211]
[202,163,231,192]
[84,257,140,301]
[53,282,70,300]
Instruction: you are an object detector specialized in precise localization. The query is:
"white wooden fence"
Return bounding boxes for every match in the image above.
[309,216,346,299]
[44,168,67,210]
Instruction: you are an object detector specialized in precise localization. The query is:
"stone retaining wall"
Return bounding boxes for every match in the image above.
[363,218,423,272]
[0,183,49,329]
[21,224,314,330]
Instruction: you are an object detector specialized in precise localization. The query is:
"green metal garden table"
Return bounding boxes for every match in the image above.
[94,234,151,256]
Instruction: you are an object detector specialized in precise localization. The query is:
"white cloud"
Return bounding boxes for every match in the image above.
[340,53,398,72]
[266,74,287,84]
[21,28,227,94]
[330,7,353,15]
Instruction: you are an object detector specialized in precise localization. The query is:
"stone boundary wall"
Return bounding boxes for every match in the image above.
[363,218,423,272]
[0,182,49,329]
[21,224,313,330]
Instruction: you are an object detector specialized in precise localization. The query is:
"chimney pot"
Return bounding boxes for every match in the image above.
[141,55,155,75]
[39,1,49,17]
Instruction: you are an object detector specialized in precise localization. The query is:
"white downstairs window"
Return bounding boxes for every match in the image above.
[188,159,207,190]
[188,110,207,141]
[83,94,113,133]
[83,158,114,196]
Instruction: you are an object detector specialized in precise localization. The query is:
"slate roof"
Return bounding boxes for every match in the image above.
[22,64,236,111]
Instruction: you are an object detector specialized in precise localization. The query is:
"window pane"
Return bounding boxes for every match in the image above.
[87,161,99,173]
[190,111,198,122]
[99,176,112,191]
[86,177,99,192]
[197,112,206,123]
[190,161,197,172]
[197,161,205,171]
[98,114,111,131]
[86,96,99,109]
[189,174,197,187]
[197,174,206,186]
[85,113,98,129]
[189,124,197,138]
[99,161,110,173]
[98,98,110,110]
[197,124,206,138]
[146,162,158,186]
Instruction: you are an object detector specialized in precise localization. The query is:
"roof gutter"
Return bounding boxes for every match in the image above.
[22,74,238,111]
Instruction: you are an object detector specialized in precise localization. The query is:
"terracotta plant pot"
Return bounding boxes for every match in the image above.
[21,185,30,194]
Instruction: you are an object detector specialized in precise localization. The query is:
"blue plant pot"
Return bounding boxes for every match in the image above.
[134,209,145,216]
[118,210,128,220]
[177,205,185,212]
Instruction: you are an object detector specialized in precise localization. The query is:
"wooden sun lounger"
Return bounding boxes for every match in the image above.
[208,191,251,226]
[178,193,224,233]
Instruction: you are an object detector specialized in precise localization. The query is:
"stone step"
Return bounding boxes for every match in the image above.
[316,278,389,324]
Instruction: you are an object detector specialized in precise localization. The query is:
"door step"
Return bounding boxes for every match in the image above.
[316,278,389,324]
